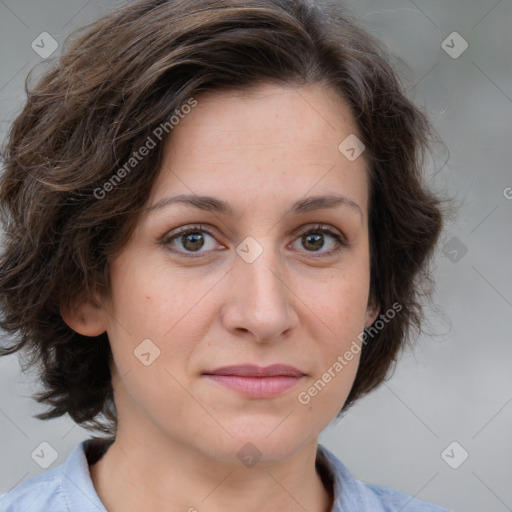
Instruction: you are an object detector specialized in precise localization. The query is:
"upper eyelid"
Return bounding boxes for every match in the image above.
[163,223,344,240]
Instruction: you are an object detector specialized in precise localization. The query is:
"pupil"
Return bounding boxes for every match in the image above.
[303,233,323,251]
[183,233,204,251]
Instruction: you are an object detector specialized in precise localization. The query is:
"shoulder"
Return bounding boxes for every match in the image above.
[0,463,67,512]
[316,444,453,512]
[0,438,111,512]
[362,482,453,512]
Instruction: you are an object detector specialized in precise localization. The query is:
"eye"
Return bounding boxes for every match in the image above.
[290,224,346,257]
[162,224,223,258]
[161,223,346,259]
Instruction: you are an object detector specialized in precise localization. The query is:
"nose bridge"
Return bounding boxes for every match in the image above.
[224,236,297,340]
[243,251,284,305]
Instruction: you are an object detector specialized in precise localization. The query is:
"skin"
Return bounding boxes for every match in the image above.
[63,82,379,512]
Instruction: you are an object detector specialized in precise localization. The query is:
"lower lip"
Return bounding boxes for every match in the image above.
[205,375,303,398]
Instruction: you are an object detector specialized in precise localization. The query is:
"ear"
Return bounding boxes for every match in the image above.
[60,293,108,337]
[364,299,380,328]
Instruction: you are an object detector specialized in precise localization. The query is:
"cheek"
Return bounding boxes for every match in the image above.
[106,256,196,337]
[296,330,361,424]
[297,281,366,414]
[300,267,370,335]
[295,266,370,408]
[105,256,217,375]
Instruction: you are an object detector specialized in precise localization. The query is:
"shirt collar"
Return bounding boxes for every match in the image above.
[61,438,385,512]
[60,438,110,512]
[316,443,388,511]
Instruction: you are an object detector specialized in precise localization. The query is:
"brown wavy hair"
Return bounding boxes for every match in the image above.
[0,0,445,435]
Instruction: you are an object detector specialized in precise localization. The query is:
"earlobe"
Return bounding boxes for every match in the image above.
[364,302,380,328]
[60,295,108,337]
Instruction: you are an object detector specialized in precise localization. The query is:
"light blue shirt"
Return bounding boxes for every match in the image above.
[0,438,452,511]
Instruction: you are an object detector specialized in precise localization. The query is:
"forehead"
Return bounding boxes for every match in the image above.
[146,83,368,215]
[170,82,361,149]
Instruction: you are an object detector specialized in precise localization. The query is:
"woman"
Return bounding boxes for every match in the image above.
[0,0,450,510]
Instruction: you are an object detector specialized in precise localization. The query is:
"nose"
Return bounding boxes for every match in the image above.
[220,244,299,343]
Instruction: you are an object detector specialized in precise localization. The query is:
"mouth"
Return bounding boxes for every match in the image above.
[203,364,306,398]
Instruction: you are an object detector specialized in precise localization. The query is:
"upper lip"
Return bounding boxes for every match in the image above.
[204,364,305,378]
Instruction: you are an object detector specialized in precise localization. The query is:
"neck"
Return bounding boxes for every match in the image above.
[89,432,333,512]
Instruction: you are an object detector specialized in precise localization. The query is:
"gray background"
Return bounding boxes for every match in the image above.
[0,1,511,511]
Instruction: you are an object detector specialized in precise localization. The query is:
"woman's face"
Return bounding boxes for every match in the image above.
[99,83,377,464]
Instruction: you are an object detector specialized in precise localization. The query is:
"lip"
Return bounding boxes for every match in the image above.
[203,364,305,398]
[206,364,304,378]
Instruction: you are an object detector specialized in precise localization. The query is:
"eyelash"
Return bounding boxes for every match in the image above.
[161,223,346,259]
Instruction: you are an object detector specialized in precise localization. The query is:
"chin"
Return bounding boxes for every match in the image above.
[209,417,316,466]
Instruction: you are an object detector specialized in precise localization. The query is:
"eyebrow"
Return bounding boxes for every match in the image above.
[145,193,363,220]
